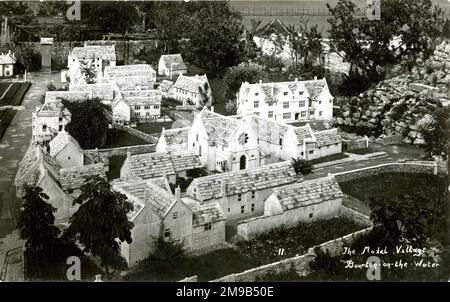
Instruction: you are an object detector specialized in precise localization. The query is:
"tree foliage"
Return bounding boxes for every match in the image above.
[79,58,97,84]
[182,1,246,73]
[62,98,110,149]
[64,176,134,273]
[291,158,314,175]
[418,107,450,160]
[327,0,444,92]
[17,186,60,252]
[0,1,37,25]
[287,20,323,70]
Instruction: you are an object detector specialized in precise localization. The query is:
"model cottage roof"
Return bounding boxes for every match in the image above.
[160,54,187,71]
[122,89,162,106]
[70,45,116,61]
[59,163,106,191]
[104,64,156,77]
[198,108,241,144]
[189,161,299,201]
[49,130,82,157]
[293,124,315,145]
[314,130,342,147]
[14,144,60,189]
[162,127,189,146]
[112,75,154,91]
[45,91,90,103]
[158,80,173,93]
[171,74,208,94]
[125,150,202,180]
[255,18,290,37]
[250,116,288,144]
[191,202,225,227]
[36,100,71,118]
[271,177,343,211]
[68,83,115,102]
[111,176,176,220]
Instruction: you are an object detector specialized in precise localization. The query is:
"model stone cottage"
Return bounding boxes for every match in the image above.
[237,77,334,122]
[0,50,15,77]
[158,53,188,78]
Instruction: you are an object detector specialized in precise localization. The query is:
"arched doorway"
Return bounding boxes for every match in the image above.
[239,155,246,170]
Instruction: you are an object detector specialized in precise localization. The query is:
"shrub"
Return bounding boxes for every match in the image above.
[291,157,314,175]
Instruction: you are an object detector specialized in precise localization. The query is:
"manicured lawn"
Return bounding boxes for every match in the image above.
[0,109,17,140]
[309,153,349,165]
[236,217,367,266]
[0,82,31,107]
[125,247,258,282]
[135,121,173,135]
[103,129,148,149]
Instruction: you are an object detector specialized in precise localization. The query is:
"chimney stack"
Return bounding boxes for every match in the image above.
[175,186,181,201]
[259,79,262,84]
[210,106,214,112]
[314,76,317,81]
[221,181,228,198]
[126,151,131,160]
[295,78,298,82]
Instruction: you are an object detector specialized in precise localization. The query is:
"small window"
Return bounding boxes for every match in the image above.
[254,101,259,108]
[319,111,322,117]
[59,125,63,131]
[252,191,256,199]
[319,101,322,104]
[279,138,283,146]
[196,134,199,142]
[301,111,307,118]
[59,117,63,122]
[255,92,259,96]
[68,189,74,194]
[42,125,47,132]
[135,105,141,110]
[268,111,273,118]
[68,156,71,160]
[283,102,289,109]
[329,99,332,103]
[309,150,314,154]
[241,206,245,214]
[251,204,255,212]
[238,194,242,202]
[309,213,313,219]
[228,208,230,213]
[154,105,160,109]
[301,152,304,156]
[299,101,305,107]
[283,113,291,119]
[204,223,212,231]
[283,91,288,96]
[173,212,178,219]
[310,110,315,116]
[164,228,171,238]
[299,91,304,95]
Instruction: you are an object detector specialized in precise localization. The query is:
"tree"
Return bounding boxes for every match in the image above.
[287,20,323,71]
[182,1,247,73]
[17,186,60,252]
[369,195,436,246]
[418,107,450,160]
[0,1,37,25]
[291,158,314,175]
[79,58,97,84]
[327,0,444,91]
[223,62,266,113]
[64,176,134,275]
[37,1,67,17]
[62,98,110,149]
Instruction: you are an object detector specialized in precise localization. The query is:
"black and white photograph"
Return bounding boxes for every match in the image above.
[0,0,449,288]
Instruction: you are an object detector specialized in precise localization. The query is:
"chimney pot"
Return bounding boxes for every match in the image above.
[221,181,228,198]
[210,106,214,112]
[314,76,317,80]
[175,186,181,200]
[295,78,298,82]
[259,79,262,84]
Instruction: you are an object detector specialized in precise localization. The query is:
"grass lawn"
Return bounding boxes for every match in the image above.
[124,247,258,282]
[309,153,349,165]
[103,129,148,149]
[236,217,366,266]
[135,121,173,135]
[0,109,17,140]
[345,148,374,155]
[0,82,31,107]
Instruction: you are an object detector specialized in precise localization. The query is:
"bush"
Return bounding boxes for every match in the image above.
[255,54,284,70]
[291,158,314,175]
[162,97,183,108]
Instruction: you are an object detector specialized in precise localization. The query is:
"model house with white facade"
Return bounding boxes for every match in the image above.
[67,45,116,85]
[188,108,262,172]
[237,77,334,122]
[49,130,84,169]
[186,161,300,221]
[68,83,117,105]
[168,74,211,107]
[158,54,187,78]
[104,64,156,90]
[0,50,15,77]
[155,127,190,153]
[121,89,162,120]
[112,177,225,266]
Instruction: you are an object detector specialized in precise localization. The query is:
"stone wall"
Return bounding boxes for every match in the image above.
[85,144,156,159]
[332,161,439,183]
[211,227,372,282]
[112,123,158,144]
[334,40,450,144]
[339,205,372,227]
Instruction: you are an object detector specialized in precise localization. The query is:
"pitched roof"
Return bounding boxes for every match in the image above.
[111,75,155,91]
[126,150,202,180]
[171,74,208,94]
[122,89,162,105]
[49,130,82,157]
[256,18,290,37]
[44,91,89,103]
[70,45,116,61]
[289,119,333,132]
[104,64,156,77]
[158,80,173,93]
[250,116,289,144]
[293,124,315,145]
[315,130,342,147]
[271,177,343,211]
[198,109,241,144]
[162,127,189,146]
[36,100,71,117]
[14,144,60,189]
[111,176,176,220]
[189,161,300,201]
[59,163,106,191]
[302,79,328,100]
[160,54,187,71]
[68,83,114,102]
[191,202,225,227]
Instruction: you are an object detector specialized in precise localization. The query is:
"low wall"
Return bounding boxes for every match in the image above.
[343,138,367,151]
[85,144,156,159]
[112,123,158,144]
[211,227,372,282]
[339,205,372,227]
[332,161,441,183]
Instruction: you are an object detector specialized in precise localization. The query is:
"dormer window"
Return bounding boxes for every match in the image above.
[255,92,259,96]
[254,101,259,108]
[299,91,304,95]
[283,91,288,96]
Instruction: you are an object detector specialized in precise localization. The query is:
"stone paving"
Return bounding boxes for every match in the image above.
[0,72,60,237]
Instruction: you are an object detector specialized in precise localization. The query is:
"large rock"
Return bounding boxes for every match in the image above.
[408,130,418,138]
[408,83,439,93]
[414,138,425,145]
[336,117,344,125]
